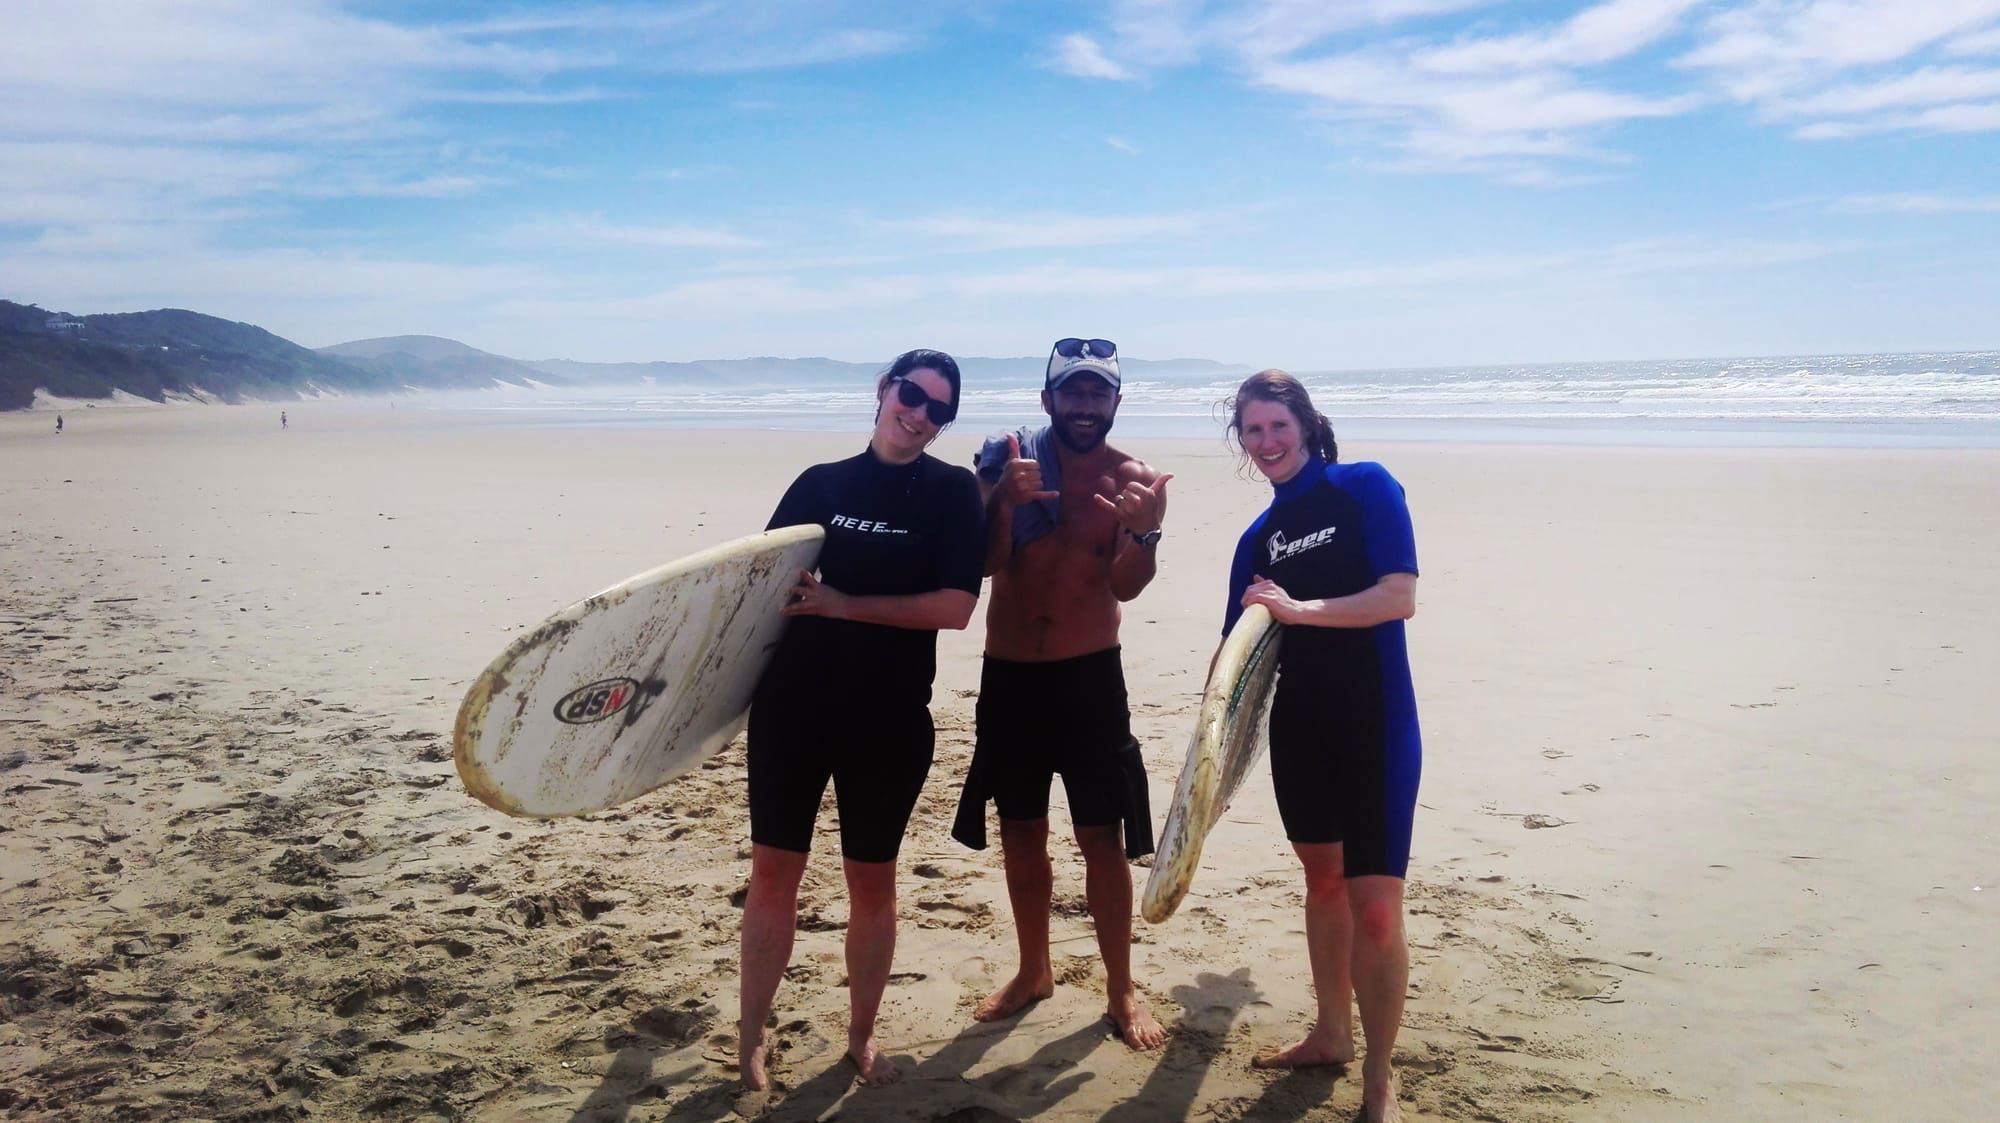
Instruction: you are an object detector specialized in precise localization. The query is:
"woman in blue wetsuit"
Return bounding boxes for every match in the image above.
[737,349,985,1091]
[1221,370,1420,1123]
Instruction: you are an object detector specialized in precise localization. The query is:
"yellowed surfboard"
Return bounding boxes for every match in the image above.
[1141,604,1282,923]
[453,524,824,818]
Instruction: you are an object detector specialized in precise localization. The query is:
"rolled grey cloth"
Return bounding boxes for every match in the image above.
[973,426,1061,551]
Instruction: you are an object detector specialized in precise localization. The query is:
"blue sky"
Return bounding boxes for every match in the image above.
[3,0,1997,367]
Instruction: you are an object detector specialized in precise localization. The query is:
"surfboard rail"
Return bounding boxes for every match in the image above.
[1141,604,1282,923]
[453,524,825,818]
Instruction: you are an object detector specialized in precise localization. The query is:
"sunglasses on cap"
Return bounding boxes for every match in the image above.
[889,376,955,426]
[1052,337,1117,360]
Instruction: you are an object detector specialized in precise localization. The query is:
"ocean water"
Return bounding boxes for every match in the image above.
[427,350,2000,448]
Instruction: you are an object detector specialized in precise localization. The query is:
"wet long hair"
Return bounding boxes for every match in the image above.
[1226,369,1337,465]
[876,348,962,427]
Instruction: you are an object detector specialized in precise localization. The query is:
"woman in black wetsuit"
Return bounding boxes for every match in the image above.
[737,349,985,1090]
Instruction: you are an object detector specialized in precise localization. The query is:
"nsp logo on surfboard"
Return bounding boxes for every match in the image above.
[1267,526,1337,564]
[554,677,642,724]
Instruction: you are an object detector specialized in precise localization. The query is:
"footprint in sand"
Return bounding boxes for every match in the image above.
[1054,957,1096,985]
[634,1000,718,1048]
[1547,970,1621,1002]
[1468,986,1530,1013]
[916,897,992,930]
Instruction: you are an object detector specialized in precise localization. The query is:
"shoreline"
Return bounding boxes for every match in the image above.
[10,388,2000,451]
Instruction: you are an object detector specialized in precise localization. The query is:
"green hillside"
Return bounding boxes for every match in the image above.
[0,300,392,410]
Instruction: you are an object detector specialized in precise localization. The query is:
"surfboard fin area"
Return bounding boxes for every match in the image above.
[452,524,825,818]
[1141,604,1281,923]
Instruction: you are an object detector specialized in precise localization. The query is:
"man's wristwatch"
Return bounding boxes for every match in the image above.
[1129,527,1163,548]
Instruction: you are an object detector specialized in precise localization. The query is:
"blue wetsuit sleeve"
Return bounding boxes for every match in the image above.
[1350,463,1418,578]
[934,467,986,595]
[765,465,823,531]
[1222,520,1261,635]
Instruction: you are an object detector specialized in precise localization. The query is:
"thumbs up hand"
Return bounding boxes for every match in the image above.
[997,433,1059,507]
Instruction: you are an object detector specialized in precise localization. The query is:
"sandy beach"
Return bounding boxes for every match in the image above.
[2,401,1996,1121]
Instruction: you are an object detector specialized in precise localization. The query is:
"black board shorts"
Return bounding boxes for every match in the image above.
[745,692,933,864]
[954,647,1153,857]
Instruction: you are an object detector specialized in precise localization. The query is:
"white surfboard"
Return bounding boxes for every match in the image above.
[1141,604,1282,923]
[452,524,825,818]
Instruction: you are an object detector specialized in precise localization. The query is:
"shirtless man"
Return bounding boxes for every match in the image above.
[951,336,1172,1050]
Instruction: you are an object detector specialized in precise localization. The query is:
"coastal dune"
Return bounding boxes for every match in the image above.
[2,403,1994,1120]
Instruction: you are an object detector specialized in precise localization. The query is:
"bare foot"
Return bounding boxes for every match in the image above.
[738,1026,772,1091]
[974,971,1053,1022]
[1363,1067,1402,1123]
[730,1086,775,1120]
[1107,988,1166,1050]
[847,1036,901,1087]
[1251,1028,1355,1069]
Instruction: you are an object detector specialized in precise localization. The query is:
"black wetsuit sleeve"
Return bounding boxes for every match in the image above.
[765,466,823,532]
[933,467,986,596]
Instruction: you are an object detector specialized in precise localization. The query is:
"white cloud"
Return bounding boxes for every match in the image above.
[302,174,507,199]
[524,235,1857,319]
[1256,54,1698,142]
[1080,0,1702,181]
[665,30,914,74]
[0,241,544,339]
[1213,0,1497,62]
[708,253,908,274]
[1907,98,2000,128]
[29,223,212,256]
[1060,2,2000,178]
[1415,0,1703,73]
[1949,25,2000,53]
[1670,2,2000,138]
[1831,192,2000,213]
[878,210,1225,250]
[498,275,932,324]
[1051,33,1136,80]
[953,236,1848,296]
[1107,136,1141,154]
[0,1,929,245]
[1682,0,2000,77]
[1773,65,2000,116]
[0,141,304,227]
[1796,99,2000,136]
[503,215,764,251]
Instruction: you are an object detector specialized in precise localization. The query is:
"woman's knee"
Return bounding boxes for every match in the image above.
[1293,843,1347,900]
[1350,887,1405,948]
[1304,870,1349,904]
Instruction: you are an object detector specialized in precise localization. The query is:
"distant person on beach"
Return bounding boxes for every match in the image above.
[738,349,984,1090]
[55,413,62,435]
[280,410,287,429]
[1220,370,1421,1123]
[951,336,1172,1050]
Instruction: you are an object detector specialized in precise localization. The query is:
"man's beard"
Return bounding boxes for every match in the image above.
[1052,410,1113,453]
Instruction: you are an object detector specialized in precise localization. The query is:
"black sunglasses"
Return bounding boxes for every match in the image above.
[890,376,955,426]
[1052,337,1117,360]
